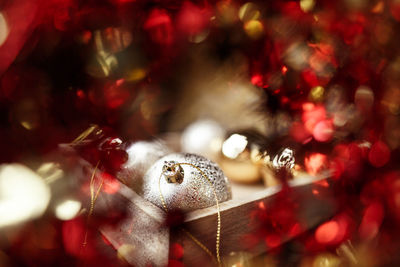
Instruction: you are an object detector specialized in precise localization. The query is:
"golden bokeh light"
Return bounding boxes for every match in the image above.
[244,19,264,39]
[0,12,9,47]
[239,2,261,22]
[300,0,316,13]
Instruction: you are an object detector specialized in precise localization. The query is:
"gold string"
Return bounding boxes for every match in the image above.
[181,228,216,263]
[83,162,103,248]
[158,162,222,266]
[71,125,98,145]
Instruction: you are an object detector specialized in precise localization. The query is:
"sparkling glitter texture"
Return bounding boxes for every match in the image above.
[142,153,232,212]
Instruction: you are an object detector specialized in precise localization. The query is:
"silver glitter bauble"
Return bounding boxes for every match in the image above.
[142,153,232,212]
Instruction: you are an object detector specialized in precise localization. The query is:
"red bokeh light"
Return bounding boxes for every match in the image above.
[62,217,96,259]
[288,223,302,237]
[281,65,288,75]
[302,103,326,133]
[301,69,319,87]
[315,220,339,244]
[359,202,384,240]
[290,121,312,144]
[383,172,400,222]
[265,234,282,248]
[176,2,211,36]
[104,80,130,109]
[101,172,120,194]
[144,9,174,45]
[170,243,184,260]
[280,1,307,20]
[315,214,351,246]
[301,103,334,142]
[368,141,390,167]
[313,119,333,142]
[251,73,263,87]
[305,153,328,176]
[76,89,85,99]
[390,0,400,22]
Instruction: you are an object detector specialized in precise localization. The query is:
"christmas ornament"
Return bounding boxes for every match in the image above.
[259,147,296,186]
[218,130,267,184]
[272,147,295,170]
[181,119,225,161]
[117,140,171,192]
[142,153,231,212]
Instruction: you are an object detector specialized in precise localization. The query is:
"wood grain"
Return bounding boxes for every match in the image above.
[174,174,336,266]
[99,173,336,267]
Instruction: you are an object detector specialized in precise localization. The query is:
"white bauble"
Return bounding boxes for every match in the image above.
[117,140,171,192]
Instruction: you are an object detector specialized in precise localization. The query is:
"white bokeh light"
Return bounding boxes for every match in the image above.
[0,164,50,229]
[55,199,82,221]
[181,119,225,159]
[222,134,248,159]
